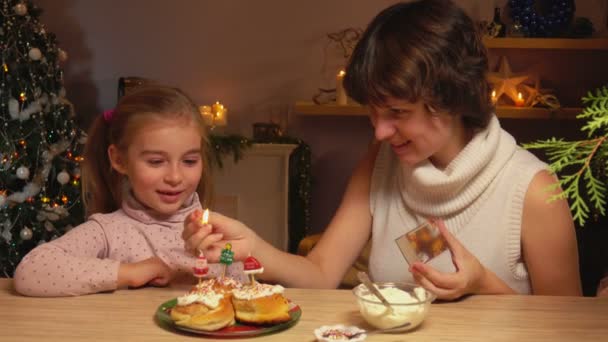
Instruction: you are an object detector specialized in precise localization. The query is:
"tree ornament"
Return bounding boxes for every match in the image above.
[16,166,30,180]
[56,170,70,185]
[20,227,33,240]
[13,3,27,16]
[0,193,6,207]
[58,49,68,62]
[8,98,19,120]
[28,48,42,61]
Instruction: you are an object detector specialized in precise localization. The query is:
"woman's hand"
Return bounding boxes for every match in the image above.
[182,210,256,262]
[117,257,173,288]
[409,220,489,300]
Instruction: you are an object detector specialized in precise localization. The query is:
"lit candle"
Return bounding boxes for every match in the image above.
[335,69,347,105]
[515,92,525,107]
[201,208,209,225]
[199,106,213,126]
[491,90,497,104]
[211,101,228,126]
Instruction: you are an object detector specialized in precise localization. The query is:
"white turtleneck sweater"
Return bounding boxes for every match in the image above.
[368,116,547,294]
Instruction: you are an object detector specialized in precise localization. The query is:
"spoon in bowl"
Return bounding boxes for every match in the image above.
[356,271,394,315]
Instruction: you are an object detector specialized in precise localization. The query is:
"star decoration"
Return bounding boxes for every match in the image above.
[487,56,529,105]
[520,74,558,108]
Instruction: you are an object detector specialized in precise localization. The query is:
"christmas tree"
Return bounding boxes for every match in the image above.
[0,0,86,276]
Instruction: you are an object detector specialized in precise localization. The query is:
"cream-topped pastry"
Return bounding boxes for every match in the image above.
[177,288,223,308]
[231,282,290,324]
[232,283,284,300]
[170,285,235,331]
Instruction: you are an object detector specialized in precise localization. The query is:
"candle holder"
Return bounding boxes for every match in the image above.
[199,101,228,128]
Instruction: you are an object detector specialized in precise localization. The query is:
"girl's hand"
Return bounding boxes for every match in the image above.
[409,220,487,300]
[182,210,256,262]
[117,257,173,288]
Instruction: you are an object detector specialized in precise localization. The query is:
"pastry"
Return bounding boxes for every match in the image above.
[170,286,235,331]
[231,282,291,325]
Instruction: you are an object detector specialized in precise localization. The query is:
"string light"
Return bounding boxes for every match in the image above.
[41,197,50,203]
[61,195,68,204]
[19,92,26,102]
[2,63,7,72]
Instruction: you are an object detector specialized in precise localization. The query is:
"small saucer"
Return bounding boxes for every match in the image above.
[313,324,367,341]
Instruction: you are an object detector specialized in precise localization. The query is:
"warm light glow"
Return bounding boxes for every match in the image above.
[515,92,525,107]
[338,69,346,77]
[201,209,209,225]
[491,90,497,104]
[200,102,228,127]
[2,63,7,72]
[19,92,26,102]
[61,195,68,204]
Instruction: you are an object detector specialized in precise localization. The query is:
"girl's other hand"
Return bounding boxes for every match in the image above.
[117,257,173,289]
[182,210,255,262]
[409,220,487,300]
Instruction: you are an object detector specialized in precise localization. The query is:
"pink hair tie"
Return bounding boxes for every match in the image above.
[103,109,115,122]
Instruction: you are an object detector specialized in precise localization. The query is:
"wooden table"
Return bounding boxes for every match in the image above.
[1,278,606,341]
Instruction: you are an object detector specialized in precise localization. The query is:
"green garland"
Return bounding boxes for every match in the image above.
[523,85,608,226]
[209,133,312,253]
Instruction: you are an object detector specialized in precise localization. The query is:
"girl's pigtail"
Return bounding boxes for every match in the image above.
[81,112,122,216]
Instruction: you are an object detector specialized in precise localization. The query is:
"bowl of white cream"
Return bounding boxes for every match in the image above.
[352,282,435,331]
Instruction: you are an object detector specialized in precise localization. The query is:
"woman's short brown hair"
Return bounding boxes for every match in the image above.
[344,0,492,129]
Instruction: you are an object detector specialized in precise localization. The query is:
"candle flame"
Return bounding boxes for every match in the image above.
[338,70,346,77]
[517,92,523,100]
[201,209,209,225]
[491,90,496,97]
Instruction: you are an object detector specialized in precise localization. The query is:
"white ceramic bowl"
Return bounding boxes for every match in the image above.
[352,282,435,331]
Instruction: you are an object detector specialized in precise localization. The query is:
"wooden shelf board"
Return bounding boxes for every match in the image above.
[295,101,582,119]
[483,37,608,50]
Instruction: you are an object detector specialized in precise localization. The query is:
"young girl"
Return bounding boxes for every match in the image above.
[14,85,245,297]
[183,0,581,300]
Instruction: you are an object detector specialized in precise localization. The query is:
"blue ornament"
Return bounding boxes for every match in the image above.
[507,0,574,37]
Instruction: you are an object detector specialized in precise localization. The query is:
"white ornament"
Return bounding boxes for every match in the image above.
[58,49,68,62]
[8,98,19,120]
[28,48,42,61]
[57,170,70,185]
[16,166,30,180]
[20,227,33,240]
[14,3,27,16]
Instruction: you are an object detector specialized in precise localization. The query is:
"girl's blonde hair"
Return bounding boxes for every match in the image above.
[81,85,210,217]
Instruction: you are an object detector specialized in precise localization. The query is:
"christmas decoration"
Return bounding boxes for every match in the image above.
[56,170,69,185]
[192,252,209,287]
[0,0,86,276]
[508,0,575,37]
[219,243,234,278]
[487,56,529,106]
[523,86,608,226]
[243,255,263,284]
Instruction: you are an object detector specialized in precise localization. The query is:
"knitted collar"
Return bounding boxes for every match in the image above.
[399,116,516,217]
[121,189,202,226]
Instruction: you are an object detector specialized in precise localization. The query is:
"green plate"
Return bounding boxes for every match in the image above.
[156,298,302,337]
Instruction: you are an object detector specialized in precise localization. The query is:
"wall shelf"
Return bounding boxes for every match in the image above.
[294,101,582,119]
[482,37,608,50]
